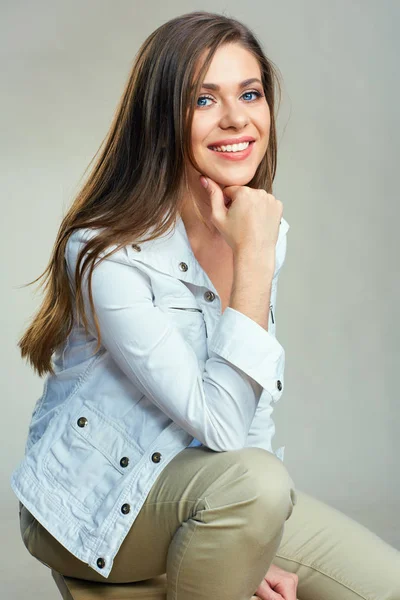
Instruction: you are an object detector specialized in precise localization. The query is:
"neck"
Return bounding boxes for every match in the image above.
[179,201,223,247]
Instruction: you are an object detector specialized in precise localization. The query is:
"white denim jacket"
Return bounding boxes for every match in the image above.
[10,214,290,578]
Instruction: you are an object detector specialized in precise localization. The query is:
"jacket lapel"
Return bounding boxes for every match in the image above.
[125,214,290,287]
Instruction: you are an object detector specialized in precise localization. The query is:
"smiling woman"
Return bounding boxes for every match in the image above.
[188,44,271,189]
[180,41,275,246]
[10,9,400,600]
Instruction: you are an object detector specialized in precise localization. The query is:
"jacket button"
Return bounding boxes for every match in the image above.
[77,417,88,427]
[120,456,129,468]
[151,452,162,463]
[97,557,105,568]
[121,503,131,514]
[204,290,215,302]
[131,244,141,252]
[179,262,188,272]
[277,380,282,391]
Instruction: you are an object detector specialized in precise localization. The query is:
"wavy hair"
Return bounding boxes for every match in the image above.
[18,10,283,376]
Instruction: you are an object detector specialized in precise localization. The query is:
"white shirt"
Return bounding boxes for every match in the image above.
[10,214,290,578]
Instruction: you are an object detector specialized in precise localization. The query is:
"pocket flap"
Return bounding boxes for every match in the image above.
[71,402,143,473]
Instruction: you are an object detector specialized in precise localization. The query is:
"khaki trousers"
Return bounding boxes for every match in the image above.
[19,446,400,600]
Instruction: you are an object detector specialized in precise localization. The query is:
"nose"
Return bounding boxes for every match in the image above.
[219,100,250,130]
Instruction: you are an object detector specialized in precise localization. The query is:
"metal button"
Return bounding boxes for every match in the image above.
[179,262,188,272]
[120,456,129,468]
[97,557,105,568]
[151,452,162,463]
[204,290,215,302]
[121,503,131,514]
[277,380,282,391]
[131,244,141,252]
[77,417,88,428]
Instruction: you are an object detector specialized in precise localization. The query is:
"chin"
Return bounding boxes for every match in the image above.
[207,172,256,187]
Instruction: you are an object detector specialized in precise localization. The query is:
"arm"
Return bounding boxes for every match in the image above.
[65,229,285,453]
[244,235,288,459]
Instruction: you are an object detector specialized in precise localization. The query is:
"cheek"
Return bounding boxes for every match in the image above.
[257,106,271,131]
[191,118,210,148]
[192,108,219,140]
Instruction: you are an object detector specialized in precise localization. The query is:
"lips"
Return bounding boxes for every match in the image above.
[207,137,255,148]
[207,140,255,161]
[207,142,254,154]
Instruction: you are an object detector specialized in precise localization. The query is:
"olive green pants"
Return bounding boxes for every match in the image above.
[19,446,400,599]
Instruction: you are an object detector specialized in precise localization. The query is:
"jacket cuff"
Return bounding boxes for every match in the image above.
[208,307,285,403]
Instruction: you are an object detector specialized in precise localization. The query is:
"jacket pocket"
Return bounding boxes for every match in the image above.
[42,403,142,513]
[159,299,208,340]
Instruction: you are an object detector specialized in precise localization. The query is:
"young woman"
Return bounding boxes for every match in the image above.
[11,10,400,600]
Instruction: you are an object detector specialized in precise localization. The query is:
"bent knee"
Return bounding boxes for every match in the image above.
[234,447,297,521]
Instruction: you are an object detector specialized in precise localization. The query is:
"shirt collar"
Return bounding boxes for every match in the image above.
[125,214,290,288]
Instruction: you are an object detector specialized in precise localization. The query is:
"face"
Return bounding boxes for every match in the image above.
[187,43,270,190]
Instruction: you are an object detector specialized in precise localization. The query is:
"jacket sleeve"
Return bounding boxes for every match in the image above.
[244,272,286,461]
[65,230,286,453]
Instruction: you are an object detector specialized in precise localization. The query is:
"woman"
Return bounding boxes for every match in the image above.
[11,10,400,600]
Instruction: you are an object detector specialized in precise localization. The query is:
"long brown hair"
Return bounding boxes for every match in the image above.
[18,10,283,377]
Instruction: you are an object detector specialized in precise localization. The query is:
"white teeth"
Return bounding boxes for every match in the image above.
[209,141,251,152]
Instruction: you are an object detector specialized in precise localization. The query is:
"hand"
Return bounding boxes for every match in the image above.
[199,175,282,254]
[254,563,299,600]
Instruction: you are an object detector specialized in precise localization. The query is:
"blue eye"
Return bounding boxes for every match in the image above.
[196,90,264,108]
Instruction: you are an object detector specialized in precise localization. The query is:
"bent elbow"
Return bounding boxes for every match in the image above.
[205,430,246,453]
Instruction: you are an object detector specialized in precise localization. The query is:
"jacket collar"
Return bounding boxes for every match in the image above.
[125,214,290,288]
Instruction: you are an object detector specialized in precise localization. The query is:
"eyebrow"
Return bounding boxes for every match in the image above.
[200,77,263,91]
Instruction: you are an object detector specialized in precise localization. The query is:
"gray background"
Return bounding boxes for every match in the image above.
[1,1,398,597]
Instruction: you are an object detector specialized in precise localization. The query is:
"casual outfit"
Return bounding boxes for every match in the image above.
[11,215,400,599]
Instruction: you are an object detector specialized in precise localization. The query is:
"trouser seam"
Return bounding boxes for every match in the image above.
[274,554,372,600]
[170,506,205,600]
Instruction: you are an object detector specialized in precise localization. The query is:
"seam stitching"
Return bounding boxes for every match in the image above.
[274,554,373,600]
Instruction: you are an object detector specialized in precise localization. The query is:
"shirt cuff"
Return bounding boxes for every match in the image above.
[208,306,285,403]
[274,445,285,462]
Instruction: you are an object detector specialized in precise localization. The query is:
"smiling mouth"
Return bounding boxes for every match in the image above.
[207,140,255,153]
[206,140,256,163]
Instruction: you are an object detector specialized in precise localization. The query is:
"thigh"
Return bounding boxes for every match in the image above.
[272,489,400,600]
[21,446,293,583]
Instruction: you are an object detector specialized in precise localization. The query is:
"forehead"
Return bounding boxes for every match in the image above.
[193,43,262,89]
